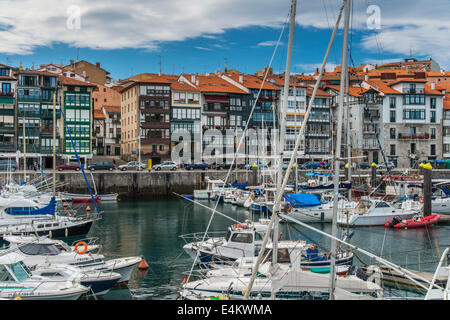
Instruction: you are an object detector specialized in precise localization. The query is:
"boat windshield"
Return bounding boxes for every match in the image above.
[18,243,61,255]
[357,200,371,209]
[6,262,31,281]
[0,264,15,281]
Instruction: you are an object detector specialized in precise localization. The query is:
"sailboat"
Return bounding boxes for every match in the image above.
[179,0,386,301]
[0,92,99,239]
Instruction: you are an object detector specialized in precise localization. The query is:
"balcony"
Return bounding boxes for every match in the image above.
[0,91,14,104]
[398,133,429,140]
[202,125,230,131]
[40,128,54,135]
[141,137,170,145]
[140,107,169,114]
[307,118,330,123]
[18,95,41,103]
[0,144,15,152]
[18,145,39,153]
[40,110,61,119]
[305,132,329,138]
[402,88,424,94]
[141,121,170,130]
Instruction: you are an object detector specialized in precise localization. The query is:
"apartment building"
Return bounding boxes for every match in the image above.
[0,64,17,157]
[16,70,60,169]
[362,79,444,168]
[120,76,173,163]
[170,77,201,161]
[64,60,112,85]
[93,106,121,156]
[57,76,97,166]
[326,85,384,164]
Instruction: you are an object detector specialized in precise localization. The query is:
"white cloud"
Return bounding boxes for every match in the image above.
[195,46,213,51]
[0,0,448,70]
[257,41,282,47]
[296,63,338,74]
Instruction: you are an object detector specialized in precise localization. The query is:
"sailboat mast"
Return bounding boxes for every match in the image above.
[273,0,296,275]
[52,91,56,197]
[23,105,26,182]
[346,69,352,201]
[329,0,351,300]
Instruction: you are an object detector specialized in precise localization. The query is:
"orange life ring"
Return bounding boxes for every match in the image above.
[286,203,292,213]
[418,196,424,204]
[74,241,88,255]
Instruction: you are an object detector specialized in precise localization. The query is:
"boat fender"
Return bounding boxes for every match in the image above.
[418,196,424,204]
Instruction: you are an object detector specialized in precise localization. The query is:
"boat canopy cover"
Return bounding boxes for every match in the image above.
[440,187,450,197]
[18,243,61,256]
[306,172,332,176]
[5,197,56,216]
[284,193,320,207]
[231,181,248,189]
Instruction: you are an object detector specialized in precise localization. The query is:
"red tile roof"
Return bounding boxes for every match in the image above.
[225,74,279,91]
[192,74,248,94]
[103,105,120,113]
[170,80,199,91]
[94,109,105,119]
[325,85,366,97]
[57,75,97,87]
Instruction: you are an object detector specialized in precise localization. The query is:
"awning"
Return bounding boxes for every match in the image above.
[204,95,229,103]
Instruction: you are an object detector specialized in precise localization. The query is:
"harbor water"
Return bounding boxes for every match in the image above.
[79,199,450,300]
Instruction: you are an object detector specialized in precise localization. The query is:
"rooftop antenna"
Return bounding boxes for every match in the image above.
[224,58,228,72]
[158,55,162,75]
[76,48,79,61]
[172,64,175,75]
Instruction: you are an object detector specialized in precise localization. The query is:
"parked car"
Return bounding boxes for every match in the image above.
[244,162,268,169]
[377,161,395,169]
[119,161,146,171]
[300,161,322,169]
[358,162,370,169]
[185,162,209,170]
[0,160,18,171]
[88,161,116,171]
[152,161,178,171]
[57,162,81,171]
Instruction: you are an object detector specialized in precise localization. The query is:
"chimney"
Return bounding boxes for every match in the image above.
[431,82,435,90]
[70,60,74,67]
[196,79,199,86]
[96,62,101,68]
[191,74,196,83]
[239,74,243,83]
[364,73,368,82]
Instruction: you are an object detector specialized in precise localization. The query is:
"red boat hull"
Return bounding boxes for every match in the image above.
[384,214,440,229]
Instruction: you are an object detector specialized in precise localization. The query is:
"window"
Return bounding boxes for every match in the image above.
[403,94,425,105]
[230,233,253,243]
[431,128,436,139]
[375,201,390,208]
[390,110,396,122]
[403,109,425,120]
[390,144,396,156]
[390,128,395,139]
[431,111,436,123]
[389,97,396,108]
[431,97,436,109]
[444,144,450,154]
[431,144,436,156]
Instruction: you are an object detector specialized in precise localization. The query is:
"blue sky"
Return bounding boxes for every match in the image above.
[0,0,447,80]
